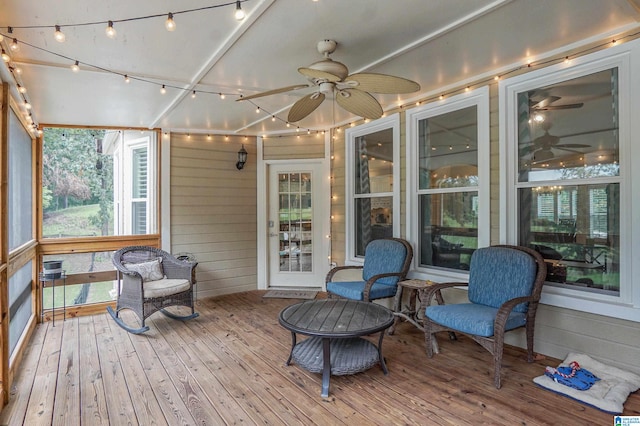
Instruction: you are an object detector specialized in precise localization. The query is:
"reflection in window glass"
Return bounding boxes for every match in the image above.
[353,129,394,257]
[516,68,620,294]
[419,193,478,269]
[417,106,479,270]
[518,69,619,182]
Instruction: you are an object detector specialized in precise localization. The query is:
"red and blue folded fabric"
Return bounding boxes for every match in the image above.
[544,361,600,390]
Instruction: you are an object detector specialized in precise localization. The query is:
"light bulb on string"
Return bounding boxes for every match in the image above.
[24,101,31,109]
[71,60,80,72]
[165,13,176,31]
[17,84,26,94]
[235,1,246,20]
[124,74,130,83]
[10,38,19,51]
[160,85,166,94]
[191,90,196,98]
[219,93,225,100]
[1,49,10,62]
[105,21,117,39]
[54,25,66,42]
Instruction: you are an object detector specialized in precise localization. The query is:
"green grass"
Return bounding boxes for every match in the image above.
[43,281,115,309]
[43,204,102,238]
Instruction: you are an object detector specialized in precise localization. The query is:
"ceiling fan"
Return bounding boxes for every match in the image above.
[521,121,590,162]
[236,39,421,122]
[529,92,583,111]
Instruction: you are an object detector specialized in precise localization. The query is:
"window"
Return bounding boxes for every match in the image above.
[42,128,158,238]
[501,40,640,321]
[345,114,400,261]
[407,87,490,277]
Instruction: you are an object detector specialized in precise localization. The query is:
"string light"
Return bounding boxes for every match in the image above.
[160,85,166,94]
[191,90,197,98]
[17,84,26,94]
[71,60,80,72]
[23,101,31,109]
[235,1,246,20]
[124,74,130,83]
[165,13,176,31]
[54,25,65,42]
[2,49,10,62]
[219,93,225,100]
[105,21,116,39]
[256,106,260,113]
[10,38,19,51]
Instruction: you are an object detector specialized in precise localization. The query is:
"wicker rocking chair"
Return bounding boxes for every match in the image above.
[108,246,199,334]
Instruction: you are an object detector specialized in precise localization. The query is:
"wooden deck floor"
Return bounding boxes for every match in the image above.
[1,290,638,425]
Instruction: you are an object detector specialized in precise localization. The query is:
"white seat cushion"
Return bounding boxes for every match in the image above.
[143,278,190,298]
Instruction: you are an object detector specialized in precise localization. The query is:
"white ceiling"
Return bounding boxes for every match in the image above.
[1,0,639,135]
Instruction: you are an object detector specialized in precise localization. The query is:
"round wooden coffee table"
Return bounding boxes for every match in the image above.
[279,299,394,397]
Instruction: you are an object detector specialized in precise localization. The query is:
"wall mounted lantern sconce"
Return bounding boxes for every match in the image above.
[236,145,248,170]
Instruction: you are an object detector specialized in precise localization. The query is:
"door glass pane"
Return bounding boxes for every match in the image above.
[278,172,312,272]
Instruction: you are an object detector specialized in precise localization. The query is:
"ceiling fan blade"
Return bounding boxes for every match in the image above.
[288,92,325,122]
[336,89,383,119]
[530,95,561,109]
[344,73,420,94]
[555,143,590,148]
[536,103,584,110]
[236,84,310,101]
[298,67,342,82]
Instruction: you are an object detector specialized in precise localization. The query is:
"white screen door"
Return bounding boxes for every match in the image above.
[268,163,326,287]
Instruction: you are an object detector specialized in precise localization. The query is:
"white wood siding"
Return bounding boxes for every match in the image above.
[263,134,325,160]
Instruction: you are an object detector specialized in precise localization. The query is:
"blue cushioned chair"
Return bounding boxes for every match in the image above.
[420,245,546,388]
[325,238,413,302]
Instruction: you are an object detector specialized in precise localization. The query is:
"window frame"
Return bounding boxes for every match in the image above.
[406,86,491,280]
[345,113,401,264]
[499,41,640,321]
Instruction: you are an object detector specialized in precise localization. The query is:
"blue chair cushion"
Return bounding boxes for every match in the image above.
[468,247,537,312]
[326,281,398,301]
[362,239,407,286]
[425,303,527,337]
